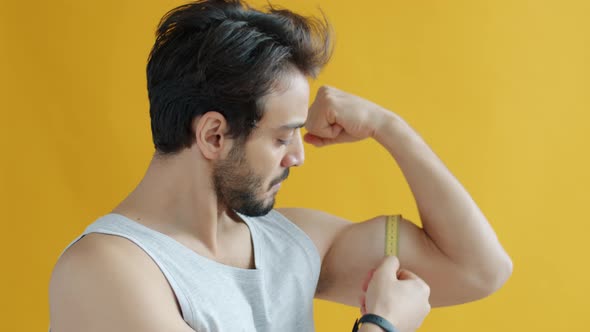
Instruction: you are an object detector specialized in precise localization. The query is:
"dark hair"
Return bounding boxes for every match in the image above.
[146,0,333,155]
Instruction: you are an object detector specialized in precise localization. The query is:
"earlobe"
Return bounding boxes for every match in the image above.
[194,112,227,160]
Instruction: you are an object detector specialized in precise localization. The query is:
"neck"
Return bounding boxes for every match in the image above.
[111,151,240,253]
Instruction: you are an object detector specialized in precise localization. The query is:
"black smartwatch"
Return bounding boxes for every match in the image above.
[352,313,399,332]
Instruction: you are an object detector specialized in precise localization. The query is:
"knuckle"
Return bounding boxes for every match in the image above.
[321,86,335,98]
[411,278,430,294]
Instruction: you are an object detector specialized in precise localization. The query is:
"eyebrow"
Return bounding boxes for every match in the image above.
[277,122,306,130]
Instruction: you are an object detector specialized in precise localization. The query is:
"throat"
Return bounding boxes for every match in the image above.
[216,221,257,269]
[194,217,256,270]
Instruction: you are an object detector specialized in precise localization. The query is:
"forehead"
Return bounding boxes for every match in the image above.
[257,71,310,129]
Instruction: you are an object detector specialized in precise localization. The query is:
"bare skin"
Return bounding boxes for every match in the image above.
[360,256,431,332]
[49,70,512,331]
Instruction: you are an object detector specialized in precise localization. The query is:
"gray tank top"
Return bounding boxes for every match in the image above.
[50,209,320,332]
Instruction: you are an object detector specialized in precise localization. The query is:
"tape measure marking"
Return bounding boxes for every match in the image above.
[385,215,400,257]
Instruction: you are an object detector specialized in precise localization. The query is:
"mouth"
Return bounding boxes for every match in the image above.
[269,169,289,191]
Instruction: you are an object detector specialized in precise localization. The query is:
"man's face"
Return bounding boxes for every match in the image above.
[213,70,309,217]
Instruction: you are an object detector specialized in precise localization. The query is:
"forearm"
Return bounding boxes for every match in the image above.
[373,110,512,284]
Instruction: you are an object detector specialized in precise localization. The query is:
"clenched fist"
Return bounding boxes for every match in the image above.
[304,86,392,147]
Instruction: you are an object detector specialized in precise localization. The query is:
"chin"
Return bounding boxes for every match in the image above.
[235,197,275,217]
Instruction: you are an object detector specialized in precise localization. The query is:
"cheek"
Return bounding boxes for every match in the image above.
[246,143,284,174]
[261,150,284,175]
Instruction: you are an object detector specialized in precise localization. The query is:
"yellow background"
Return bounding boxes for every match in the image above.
[1,0,588,331]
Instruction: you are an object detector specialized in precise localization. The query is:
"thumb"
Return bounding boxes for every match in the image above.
[373,256,401,279]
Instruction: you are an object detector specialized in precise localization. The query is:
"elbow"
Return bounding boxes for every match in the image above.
[476,255,514,297]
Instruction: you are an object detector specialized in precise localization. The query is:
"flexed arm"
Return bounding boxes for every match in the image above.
[284,85,512,308]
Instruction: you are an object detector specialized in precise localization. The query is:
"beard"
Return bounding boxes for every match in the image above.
[212,141,288,217]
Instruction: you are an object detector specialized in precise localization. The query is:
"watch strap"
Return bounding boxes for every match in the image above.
[352,313,399,332]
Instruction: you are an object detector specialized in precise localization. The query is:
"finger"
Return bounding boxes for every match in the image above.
[303,133,325,147]
[327,123,344,138]
[373,255,401,279]
[303,132,358,147]
[397,268,430,294]
[305,100,340,138]
[360,295,367,315]
[305,121,342,139]
[397,268,421,281]
[304,121,342,141]
[359,293,366,311]
[361,268,376,292]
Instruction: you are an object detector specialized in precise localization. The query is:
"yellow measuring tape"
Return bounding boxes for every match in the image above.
[385,215,401,257]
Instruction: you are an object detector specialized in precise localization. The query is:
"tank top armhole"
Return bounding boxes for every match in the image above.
[268,209,322,281]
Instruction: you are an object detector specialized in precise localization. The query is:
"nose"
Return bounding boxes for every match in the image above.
[281,130,305,168]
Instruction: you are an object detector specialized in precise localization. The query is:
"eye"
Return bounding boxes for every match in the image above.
[277,139,292,146]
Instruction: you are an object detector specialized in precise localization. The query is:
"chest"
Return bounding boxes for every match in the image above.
[181,266,316,332]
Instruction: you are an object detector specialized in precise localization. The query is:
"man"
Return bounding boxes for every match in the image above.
[49,1,513,331]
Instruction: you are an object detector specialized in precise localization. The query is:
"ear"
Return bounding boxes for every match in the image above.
[193,111,229,160]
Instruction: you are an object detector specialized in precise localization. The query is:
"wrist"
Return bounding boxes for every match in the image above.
[371,109,408,142]
[372,110,423,157]
[358,323,385,332]
[353,313,400,332]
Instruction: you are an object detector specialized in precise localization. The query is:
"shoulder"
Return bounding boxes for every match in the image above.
[50,233,158,281]
[49,233,185,332]
[275,208,353,260]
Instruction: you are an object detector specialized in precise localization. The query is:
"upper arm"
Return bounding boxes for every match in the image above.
[277,208,490,308]
[49,234,195,332]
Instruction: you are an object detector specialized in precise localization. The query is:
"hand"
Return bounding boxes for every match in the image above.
[360,256,431,332]
[304,86,389,147]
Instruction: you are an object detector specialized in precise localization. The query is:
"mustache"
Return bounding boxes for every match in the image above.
[269,168,290,188]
